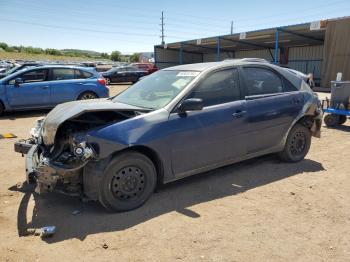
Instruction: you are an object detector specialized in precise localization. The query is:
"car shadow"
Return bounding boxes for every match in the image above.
[11,155,325,243]
[0,110,49,120]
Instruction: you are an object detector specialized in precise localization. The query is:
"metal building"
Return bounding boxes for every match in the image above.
[154,16,350,88]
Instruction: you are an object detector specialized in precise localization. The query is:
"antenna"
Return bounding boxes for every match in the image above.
[230,21,234,34]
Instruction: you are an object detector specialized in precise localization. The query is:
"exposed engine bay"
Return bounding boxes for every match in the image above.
[16,109,143,196]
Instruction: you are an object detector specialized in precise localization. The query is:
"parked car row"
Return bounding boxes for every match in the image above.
[0,59,159,115]
[0,65,109,115]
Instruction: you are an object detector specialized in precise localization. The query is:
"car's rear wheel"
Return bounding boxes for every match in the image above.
[78,91,98,100]
[98,152,157,212]
[278,124,311,162]
[338,115,347,125]
[324,114,339,127]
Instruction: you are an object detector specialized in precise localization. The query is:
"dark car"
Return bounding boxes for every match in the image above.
[0,65,109,115]
[0,62,43,79]
[15,60,322,212]
[101,66,148,84]
[131,63,158,74]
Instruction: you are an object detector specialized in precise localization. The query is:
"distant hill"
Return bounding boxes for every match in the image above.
[61,49,101,57]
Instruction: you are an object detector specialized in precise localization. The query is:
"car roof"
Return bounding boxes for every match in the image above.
[164,59,275,71]
[164,59,304,88]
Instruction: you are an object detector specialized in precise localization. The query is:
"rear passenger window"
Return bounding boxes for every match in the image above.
[187,69,240,107]
[283,78,297,92]
[243,67,283,96]
[52,68,75,80]
[75,70,92,79]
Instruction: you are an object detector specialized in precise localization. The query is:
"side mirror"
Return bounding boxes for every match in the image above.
[178,98,204,113]
[14,77,23,87]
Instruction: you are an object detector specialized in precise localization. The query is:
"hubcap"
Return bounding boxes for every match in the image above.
[290,131,306,156]
[111,166,145,201]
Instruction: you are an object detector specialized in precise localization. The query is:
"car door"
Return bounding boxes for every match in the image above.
[168,68,250,177]
[114,68,128,82]
[6,69,51,109]
[240,66,304,154]
[49,68,81,105]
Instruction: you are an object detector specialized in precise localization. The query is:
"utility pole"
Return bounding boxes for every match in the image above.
[160,11,165,45]
[230,21,234,34]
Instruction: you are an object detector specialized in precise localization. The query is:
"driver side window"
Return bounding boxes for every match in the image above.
[9,69,48,85]
[187,69,241,107]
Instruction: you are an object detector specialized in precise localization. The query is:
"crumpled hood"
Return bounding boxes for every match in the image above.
[41,98,144,146]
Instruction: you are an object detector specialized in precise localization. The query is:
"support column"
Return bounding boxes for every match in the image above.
[216,37,221,62]
[274,29,279,64]
[179,43,183,64]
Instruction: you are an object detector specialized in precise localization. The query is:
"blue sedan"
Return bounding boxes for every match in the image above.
[15,60,322,212]
[0,65,109,115]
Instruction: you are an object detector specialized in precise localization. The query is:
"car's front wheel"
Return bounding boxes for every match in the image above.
[98,152,157,212]
[278,124,311,162]
[105,77,111,85]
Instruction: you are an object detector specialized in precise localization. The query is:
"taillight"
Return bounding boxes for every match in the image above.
[98,78,106,85]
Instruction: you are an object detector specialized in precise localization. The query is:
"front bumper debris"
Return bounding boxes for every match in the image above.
[14,139,34,155]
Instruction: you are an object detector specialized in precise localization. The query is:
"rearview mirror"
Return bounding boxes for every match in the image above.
[14,77,23,87]
[178,98,204,113]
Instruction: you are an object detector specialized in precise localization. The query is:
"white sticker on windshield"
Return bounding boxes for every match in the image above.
[176,71,200,77]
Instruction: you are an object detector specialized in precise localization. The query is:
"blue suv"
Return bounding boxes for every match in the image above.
[0,65,109,115]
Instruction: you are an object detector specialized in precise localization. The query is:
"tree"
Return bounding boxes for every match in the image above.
[130,53,140,62]
[100,52,110,59]
[110,51,121,61]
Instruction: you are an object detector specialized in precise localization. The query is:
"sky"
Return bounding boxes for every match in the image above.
[0,0,349,54]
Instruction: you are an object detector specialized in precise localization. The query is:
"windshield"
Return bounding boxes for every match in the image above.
[113,70,199,109]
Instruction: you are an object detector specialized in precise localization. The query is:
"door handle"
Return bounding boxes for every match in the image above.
[77,83,84,85]
[41,86,49,89]
[232,110,247,118]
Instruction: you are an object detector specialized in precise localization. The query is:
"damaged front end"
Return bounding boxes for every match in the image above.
[15,100,146,196]
[15,118,97,195]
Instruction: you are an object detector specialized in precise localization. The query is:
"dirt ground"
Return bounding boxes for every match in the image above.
[0,90,349,262]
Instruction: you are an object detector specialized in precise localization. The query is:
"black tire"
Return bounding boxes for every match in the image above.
[279,124,311,163]
[105,77,111,85]
[338,115,347,125]
[78,91,98,100]
[0,101,4,116]
[98,152,157,212]
[324,114,339,127]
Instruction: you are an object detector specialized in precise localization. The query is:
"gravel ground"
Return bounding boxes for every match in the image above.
[0,90,349,262]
